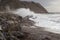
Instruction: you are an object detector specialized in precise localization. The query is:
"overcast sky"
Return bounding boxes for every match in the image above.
[21,0,60,12]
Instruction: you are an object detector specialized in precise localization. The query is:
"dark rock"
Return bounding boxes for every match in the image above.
[0,12,29,40]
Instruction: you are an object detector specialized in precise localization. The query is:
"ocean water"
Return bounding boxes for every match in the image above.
[5,8,60,34]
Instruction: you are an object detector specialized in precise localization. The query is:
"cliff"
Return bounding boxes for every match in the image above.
[0,0,48,13]
[19,1,48,13]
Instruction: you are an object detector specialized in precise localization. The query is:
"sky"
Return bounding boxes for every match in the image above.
[20,0,60,12]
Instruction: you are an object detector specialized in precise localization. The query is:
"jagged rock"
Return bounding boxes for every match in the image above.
[0,12,36,40]
[0,0,47,13]
[0,12,29,40]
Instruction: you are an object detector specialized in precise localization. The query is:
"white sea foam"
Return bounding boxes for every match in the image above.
[13,8,60,34]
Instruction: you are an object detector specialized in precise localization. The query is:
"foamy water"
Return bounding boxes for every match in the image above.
[11,8,60,34]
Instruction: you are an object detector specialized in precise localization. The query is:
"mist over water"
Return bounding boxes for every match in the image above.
[13,8,60,34]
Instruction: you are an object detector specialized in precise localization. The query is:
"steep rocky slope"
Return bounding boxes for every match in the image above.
[0,0,47,13]
[19,1,48,13]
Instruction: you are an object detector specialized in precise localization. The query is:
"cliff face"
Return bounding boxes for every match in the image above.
[19,1,48,13]
[0,0,48,13]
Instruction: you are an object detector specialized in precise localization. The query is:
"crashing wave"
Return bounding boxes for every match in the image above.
[13,8,60,34]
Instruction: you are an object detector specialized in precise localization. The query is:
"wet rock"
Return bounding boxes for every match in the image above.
[0,12,29,40]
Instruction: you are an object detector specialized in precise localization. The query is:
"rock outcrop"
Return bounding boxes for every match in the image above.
[0,12,29,40]
[0,12,35,40]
